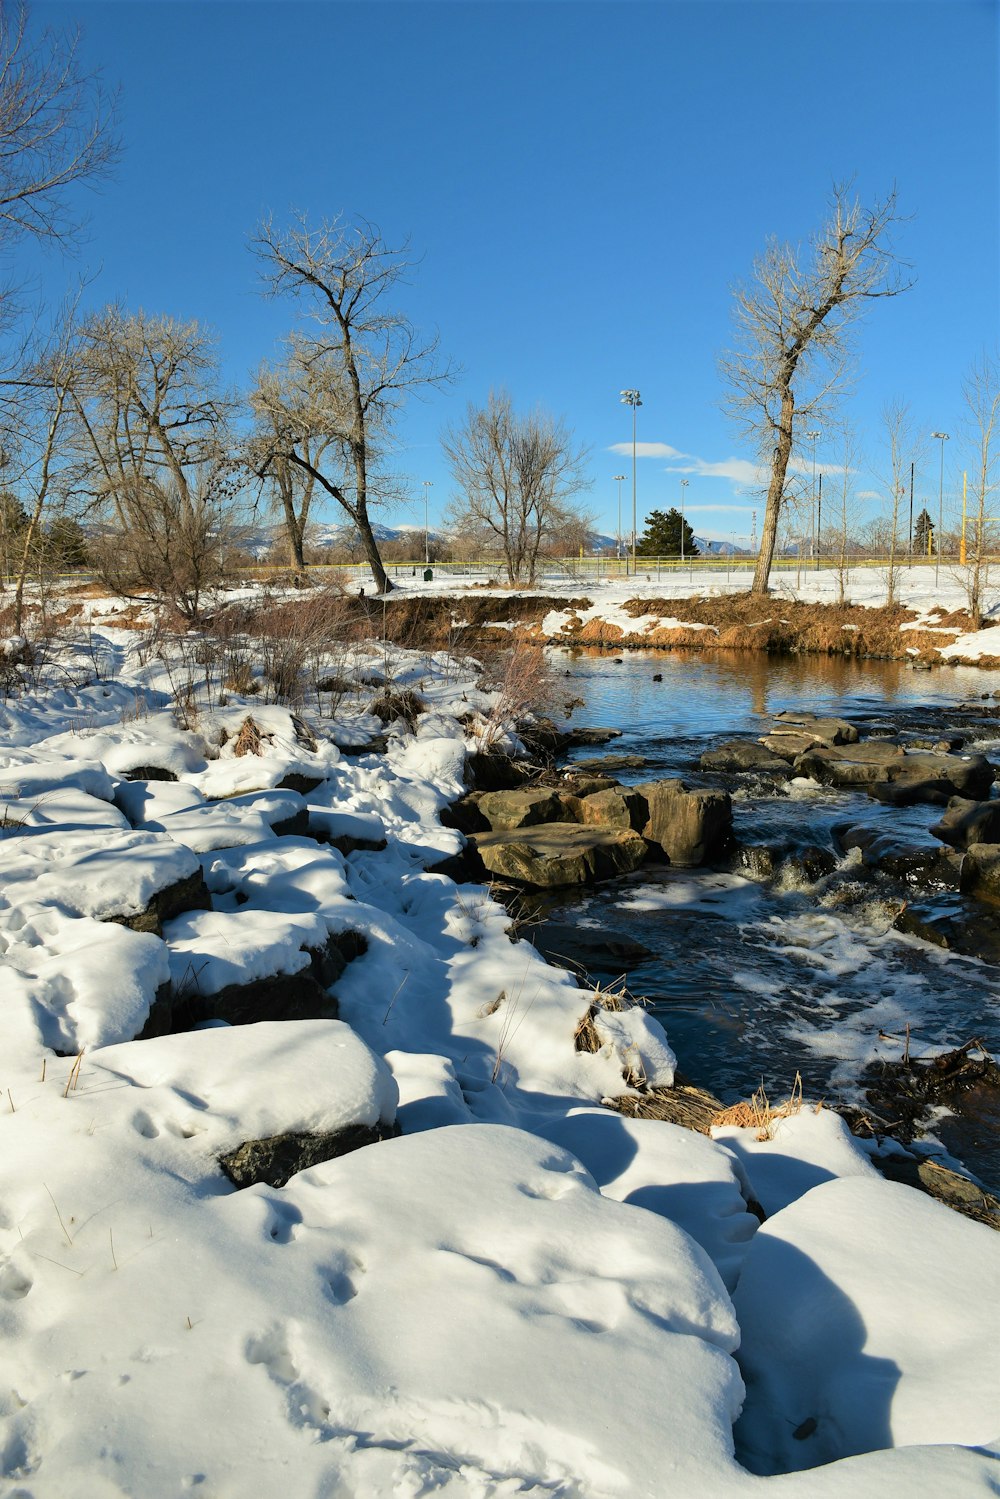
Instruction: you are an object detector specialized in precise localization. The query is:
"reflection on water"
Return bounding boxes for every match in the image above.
[556,646,1000,743]
[544,648,1000,1191]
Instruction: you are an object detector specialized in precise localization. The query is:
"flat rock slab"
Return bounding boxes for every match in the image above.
[700,741,792,777]
[796,745,993,799]
[471,824,648,887]
[772,711,860,745]
[570,754,649,773]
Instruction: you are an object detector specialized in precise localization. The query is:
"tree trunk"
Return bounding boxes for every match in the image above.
[751,389,794,595]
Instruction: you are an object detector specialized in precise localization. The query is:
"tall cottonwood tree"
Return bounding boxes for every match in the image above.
[957,350,1000,628]
[251,214,452,594]
[443,390,589,585]
[720,184,911,595]
[67,307,239,618]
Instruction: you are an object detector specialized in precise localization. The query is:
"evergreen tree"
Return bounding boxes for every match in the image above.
[46,516,90,570]
[914,507,935,557]
[636,507,698,557]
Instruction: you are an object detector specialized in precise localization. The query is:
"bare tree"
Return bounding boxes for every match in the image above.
[442,389,589,585]
[956,350,1000,628]
[0,3,116,252]
[250,215,452,595]
[826,426,863,606]
[67,307,240,619]
[720,183,911,595]
[876,401,920,609]
[249,354,335,573]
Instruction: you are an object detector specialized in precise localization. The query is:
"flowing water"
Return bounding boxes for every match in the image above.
[543,648,1000,1190]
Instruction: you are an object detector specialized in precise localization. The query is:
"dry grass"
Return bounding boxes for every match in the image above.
[604,1083,724,1134]
[232,715,272,757]
[710,1072,810,1140]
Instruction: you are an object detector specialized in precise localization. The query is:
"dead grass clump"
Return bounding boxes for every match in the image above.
[232,715,272,757]
[370,687,425,729]
[604,1084,724,1135]
[711,1073,808,1141]
[644,625,718,648]
[575,618,625,644]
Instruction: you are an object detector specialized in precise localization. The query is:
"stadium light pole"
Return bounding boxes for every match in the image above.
[931,433,949,587]
[680,479,689,567]
[620,390,642,575]
[613,474,626,562]
[804,430,820,559]
[422,481,433,566]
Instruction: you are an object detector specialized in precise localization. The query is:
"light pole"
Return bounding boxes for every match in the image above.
[620,390,642,575]
[804,429,820,559]
[613,474,626,562]
[931,432,949,587]
[422,481,433,567]
[679,479,689,568]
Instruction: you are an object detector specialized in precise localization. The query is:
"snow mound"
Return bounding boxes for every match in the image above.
[0,1123,744,1497]
[733,1175,1000,1474]
[538,1108,758,1291]
[712,1106,881,1215]
[0,827,200,922]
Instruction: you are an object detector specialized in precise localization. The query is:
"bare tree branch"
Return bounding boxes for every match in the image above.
[719,182,912,594]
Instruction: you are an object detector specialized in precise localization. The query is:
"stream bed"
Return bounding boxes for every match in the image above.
[540,648,1000,1191]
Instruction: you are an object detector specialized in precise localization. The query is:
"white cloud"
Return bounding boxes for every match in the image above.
[667,457,765,485]
[608,441,686,460]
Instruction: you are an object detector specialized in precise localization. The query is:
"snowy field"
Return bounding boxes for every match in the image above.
[0,596,997,1496]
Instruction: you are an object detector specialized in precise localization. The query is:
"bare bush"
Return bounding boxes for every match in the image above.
[476,634,554,750]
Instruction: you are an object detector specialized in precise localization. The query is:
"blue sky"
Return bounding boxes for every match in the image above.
[29,0,1000,544]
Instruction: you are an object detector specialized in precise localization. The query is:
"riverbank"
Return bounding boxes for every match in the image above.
[0,603,997,1494]
[345,565,1000,667]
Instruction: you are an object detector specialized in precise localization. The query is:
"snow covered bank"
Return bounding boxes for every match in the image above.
[0,617,997,1496]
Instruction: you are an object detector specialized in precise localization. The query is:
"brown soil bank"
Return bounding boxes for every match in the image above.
[376,591,1000,666]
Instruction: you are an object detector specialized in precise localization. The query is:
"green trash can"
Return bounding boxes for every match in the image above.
[423,568,433,582]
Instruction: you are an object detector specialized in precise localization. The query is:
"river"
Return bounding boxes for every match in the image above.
[542,648,1000,1191]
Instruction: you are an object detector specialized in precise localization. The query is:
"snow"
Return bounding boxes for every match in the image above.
[0,596,997,1496]
[733,1176,1000,1473]
[712,1106,883,1217]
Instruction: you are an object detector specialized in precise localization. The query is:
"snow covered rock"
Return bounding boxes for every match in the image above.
[733,1175,1000,1473]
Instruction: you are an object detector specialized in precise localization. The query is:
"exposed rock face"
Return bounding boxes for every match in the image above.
[960,842,1000,898]
[835,824,963,889]
[219,1121,399,1190]
[635,780,732,866]
[110,869,212,937]
[570,786,646,829]
[472,825,648,887]
[893,894,1000,963]
[932,797,1000,850]
[476,788,566,831]
[148,970,339,1035]
[700,741,792,777]
[455,775,733,884]
[143,931,366,1036]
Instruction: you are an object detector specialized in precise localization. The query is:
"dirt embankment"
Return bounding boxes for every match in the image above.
[376,591,1000,666]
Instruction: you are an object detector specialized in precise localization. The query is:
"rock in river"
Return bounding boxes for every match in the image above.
[471,824,648,887]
